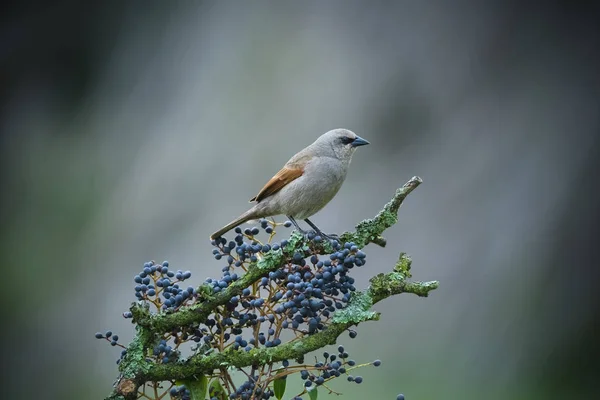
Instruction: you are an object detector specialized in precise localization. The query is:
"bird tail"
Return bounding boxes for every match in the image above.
[210,209,258,240]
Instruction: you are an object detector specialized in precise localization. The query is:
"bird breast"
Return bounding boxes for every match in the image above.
[258,156,348,220]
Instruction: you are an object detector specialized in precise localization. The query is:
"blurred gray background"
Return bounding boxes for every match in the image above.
[2,1,599,399]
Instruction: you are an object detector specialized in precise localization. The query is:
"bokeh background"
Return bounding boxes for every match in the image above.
[2,1,599,399]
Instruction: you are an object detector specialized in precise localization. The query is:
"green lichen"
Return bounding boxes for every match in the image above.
[394,252,412,278]
[339,177,423,248]
[369,271,439,301]
[402,280,440,297]
[256,248,284,270]
[284,231,305,251]
[119,326,153,379]
[331,291,379,324]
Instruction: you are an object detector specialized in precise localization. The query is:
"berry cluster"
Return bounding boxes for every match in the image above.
[207,220,367,340]
[153,339,180,364]
[126,261,195,313]
[230,377,275,399]
[298,346,381,392]
[96,219,406,399]
[169,385,191,400]
[94,330,128,364]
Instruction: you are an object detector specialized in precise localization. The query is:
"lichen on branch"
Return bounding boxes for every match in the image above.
[100,176,437,400]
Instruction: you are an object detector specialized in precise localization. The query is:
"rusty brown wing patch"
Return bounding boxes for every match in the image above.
[250,165,304,202]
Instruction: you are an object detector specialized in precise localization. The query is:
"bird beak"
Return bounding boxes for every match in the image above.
[351,136,370,147]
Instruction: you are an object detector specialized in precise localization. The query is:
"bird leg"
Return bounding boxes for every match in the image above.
[287,216,309,236]
[304,218,340,241]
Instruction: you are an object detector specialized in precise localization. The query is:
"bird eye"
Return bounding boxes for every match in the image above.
[340,137,354,145]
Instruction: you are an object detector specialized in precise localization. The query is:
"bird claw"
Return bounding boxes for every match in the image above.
[307,230,340,243]
[320,232,340,241]
[299,230,316,241]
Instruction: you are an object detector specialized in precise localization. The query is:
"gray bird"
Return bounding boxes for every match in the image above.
[210,128,369,240]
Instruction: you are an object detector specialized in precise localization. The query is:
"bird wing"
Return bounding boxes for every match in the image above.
[249,153,310,202]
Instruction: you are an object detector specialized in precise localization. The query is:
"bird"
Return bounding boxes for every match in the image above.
[210,128,369,241]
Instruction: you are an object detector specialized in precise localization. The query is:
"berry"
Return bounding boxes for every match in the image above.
[111,227,381,395]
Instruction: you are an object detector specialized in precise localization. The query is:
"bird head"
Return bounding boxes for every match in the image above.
[313,128,370,160]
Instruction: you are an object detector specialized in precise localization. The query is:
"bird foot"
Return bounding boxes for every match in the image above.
[299,230,316,241]
[291,228,310,239]
[309,230,340,243]
[320,232,340,242]
[294,228,339,243]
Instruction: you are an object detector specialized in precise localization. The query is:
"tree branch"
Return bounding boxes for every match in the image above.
[130,177,423,335]
[138,274,436,383]
[342,175,423,248]
[106,176,436,399]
